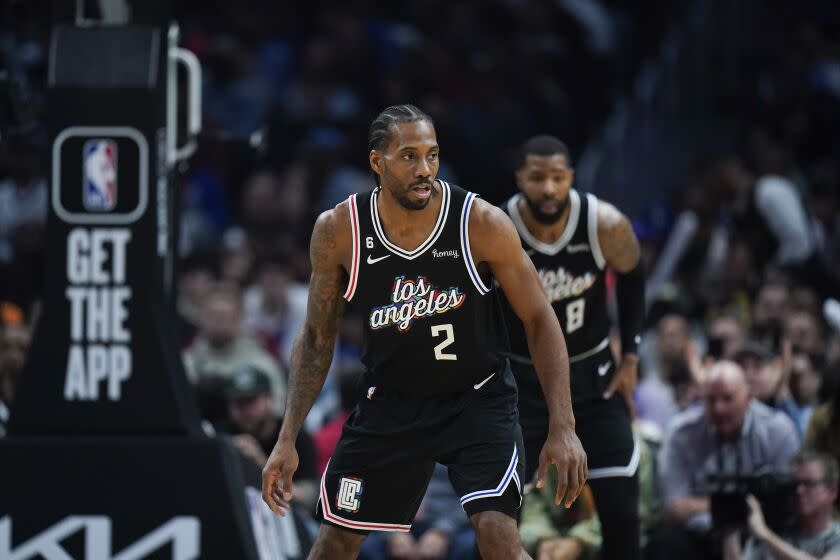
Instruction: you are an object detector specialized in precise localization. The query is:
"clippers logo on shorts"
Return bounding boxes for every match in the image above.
[83,139,117,211]
[336,477,364,513]
[538,266,596,303]
[369,275,466,332]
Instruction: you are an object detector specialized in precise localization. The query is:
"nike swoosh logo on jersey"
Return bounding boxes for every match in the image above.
[367,254,391,264]
[566,243,591,254]
[473,372,496,390]
[597,362,611,376]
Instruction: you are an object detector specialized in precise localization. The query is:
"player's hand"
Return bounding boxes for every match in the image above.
[603,354,638,417]
[261,438,299,516]
[536,426,587,508]
[417,529,449,559]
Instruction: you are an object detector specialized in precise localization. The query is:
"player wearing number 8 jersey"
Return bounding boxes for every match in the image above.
[262,106,586,560]
[500,135,646,560]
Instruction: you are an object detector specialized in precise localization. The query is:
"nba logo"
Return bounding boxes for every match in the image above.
[83,139,117,211]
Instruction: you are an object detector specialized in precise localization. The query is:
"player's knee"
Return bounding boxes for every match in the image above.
[310,523,367,558]
[471,511,521,559]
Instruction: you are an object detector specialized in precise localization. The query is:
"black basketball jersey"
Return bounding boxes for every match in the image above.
[500,189,611,363]
[344,180,507,397]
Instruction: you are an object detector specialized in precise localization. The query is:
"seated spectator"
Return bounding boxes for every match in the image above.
[359,463,476,560]
[242,254,307,367]
[0,321,31,438]
[648,361,799,560]
[636,313,694,429]
[216,365,318,512]
[787,352,825,436]
[723,451,840,560]
[804,380,840,473]
[182,283,286,413]
[175,252,217,349]
[519,420,662,559]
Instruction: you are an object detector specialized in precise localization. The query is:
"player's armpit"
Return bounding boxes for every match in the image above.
[596,201,640,274]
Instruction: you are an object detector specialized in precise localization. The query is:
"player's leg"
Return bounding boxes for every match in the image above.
[588,473,641,560]
[576,394,641,560]
[470,509,531,560]
[442,367,529,559]
[308,523,367,560]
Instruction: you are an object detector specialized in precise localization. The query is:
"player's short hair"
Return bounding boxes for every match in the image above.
[792,450,839,486]
[516,135,572,169]
[367,104,434,152]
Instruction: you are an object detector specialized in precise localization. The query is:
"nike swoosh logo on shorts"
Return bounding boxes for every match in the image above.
[598,362,611,376]
[473,372,495,390]
[367,254,391,264]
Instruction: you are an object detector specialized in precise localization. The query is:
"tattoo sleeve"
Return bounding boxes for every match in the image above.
[280,214,347,442]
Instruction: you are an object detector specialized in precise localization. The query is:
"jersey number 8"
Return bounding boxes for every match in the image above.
[565,298,585,333]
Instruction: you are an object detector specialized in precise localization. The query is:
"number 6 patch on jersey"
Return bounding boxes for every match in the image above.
[336,476,364,513]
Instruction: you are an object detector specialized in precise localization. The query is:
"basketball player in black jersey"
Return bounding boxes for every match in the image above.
[262,106,587,560]
[501,135,645,560]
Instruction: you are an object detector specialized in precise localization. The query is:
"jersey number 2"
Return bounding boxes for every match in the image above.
[431,324,457,361]
[566,298,585,333]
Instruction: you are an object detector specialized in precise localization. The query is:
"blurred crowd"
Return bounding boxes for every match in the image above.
[2,0,840,559]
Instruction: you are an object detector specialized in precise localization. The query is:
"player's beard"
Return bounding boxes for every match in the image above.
[524,193,569,224]
[382,164,433,210]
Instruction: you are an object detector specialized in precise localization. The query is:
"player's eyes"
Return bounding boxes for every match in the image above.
[429,152,439,161]
[402,153,415,160]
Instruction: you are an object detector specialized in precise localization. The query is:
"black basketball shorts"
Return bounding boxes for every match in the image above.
[316,367,525,533]
[513,345,638,484]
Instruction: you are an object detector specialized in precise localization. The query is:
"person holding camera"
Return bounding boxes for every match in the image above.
[723,451,840,560]
[648,361,799,560]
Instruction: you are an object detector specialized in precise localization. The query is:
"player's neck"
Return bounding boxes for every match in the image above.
[376,183,443,251]
[516,195,571,244]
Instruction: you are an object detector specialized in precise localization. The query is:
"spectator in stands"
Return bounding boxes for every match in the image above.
[789,352,825,432]
[708,312,747,362]
[733,340,813,439]
[217,365,317,512]
[242,253,307,367]
[519,421,662,559]
[0,321,30,438]
[751,279,790,350]
[804,376,840,474]
[182,282,286,413]
[359,464,476,560]
[175,252,217,349]
[723,451,840,560]
[636,313,694,429]
[648,361,799,560]
[785,310,825,358]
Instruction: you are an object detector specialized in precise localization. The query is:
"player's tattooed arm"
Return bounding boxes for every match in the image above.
[279,204,350,443]
[596,201,640,274]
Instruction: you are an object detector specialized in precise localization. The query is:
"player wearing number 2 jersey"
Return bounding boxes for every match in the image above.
[261,106,587,560]
[500,135,646,560]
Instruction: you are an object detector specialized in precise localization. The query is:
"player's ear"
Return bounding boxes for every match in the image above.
[369,149,383,176]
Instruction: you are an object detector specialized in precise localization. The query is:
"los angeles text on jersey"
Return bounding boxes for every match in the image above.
[539,265,596,303]
[369,275,466,332]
